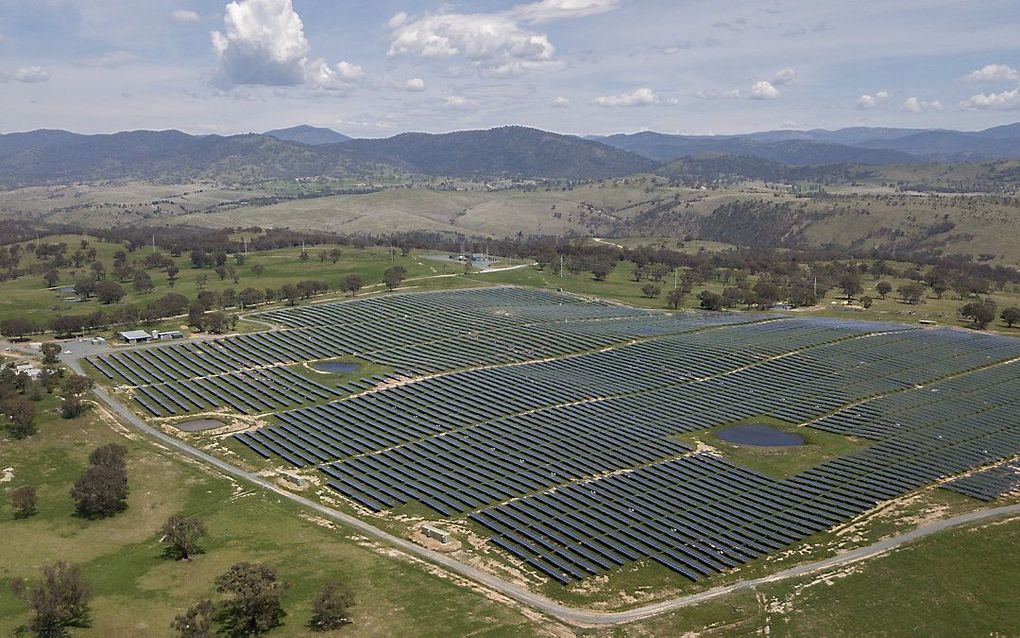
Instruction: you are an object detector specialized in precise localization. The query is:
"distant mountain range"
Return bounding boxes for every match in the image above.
[0,122,1019,187]
[597,123,1020,164]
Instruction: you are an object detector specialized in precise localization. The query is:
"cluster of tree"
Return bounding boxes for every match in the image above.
[172,563,355,636]
[1,366,40,439]
[9,560,92,637]
[70,443,128,518]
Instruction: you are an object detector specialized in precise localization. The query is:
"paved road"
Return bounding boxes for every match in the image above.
[63,352,1020,627]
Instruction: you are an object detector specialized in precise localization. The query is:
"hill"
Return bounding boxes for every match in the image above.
[264,124,351,145]
[0,126,656,186]
[0,130,377,186]
[339,126,658,179]
[600,123,1020,163]
[599,132,916,165]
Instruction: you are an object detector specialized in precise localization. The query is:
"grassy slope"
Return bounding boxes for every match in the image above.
[0,235,475,327]
[0,395,546,636]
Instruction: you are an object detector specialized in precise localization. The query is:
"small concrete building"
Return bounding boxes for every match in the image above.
[421,524,451,544]
[154,330,184,341]
[117,330,152,344]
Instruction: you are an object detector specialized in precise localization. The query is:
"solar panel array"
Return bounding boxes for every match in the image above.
[88,287,1020,586]
[942,461,1020,501]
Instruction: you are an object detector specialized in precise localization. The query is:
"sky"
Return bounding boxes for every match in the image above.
[1,0,1019,137]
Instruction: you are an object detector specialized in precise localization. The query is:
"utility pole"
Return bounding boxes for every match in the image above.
[151,234,156,253]
[559,254,564,278]
[674,267,678,290]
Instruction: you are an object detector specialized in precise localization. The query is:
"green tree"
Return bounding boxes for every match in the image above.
[665,288,685,310]
[133,270,154,293]
[1001,306,1020,328]
[960,299,997,330]
[41,342,62,365]
[383,266,407,291]
[342,275,363,297]
[876,280,892,300]
[160,513,208,560]
[214,562,288,636]
[860,295,874,309]
[3,395,37,438]
[70,444,128,518]
[838,271,863,302]
[44,269,60,288]
[309,581,356,631]
[95,281,124,304]
[640,283,661,298]
[10,560,92,637]
[171,599,216,638]
[11,485,37,519]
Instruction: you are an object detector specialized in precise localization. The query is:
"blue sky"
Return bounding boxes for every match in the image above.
[1,0,1019,137]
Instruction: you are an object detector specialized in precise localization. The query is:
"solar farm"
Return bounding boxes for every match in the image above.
[87,287,1020,588]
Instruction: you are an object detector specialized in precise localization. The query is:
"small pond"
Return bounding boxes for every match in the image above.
[717,424,804,447]
[313,361,360,374]
[176,419,224,432]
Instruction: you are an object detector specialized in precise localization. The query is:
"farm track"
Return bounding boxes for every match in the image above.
[64,349,1020,627]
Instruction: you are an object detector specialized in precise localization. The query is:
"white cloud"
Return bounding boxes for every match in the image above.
[0,66,50,83]
[552,96,571,107]
[960,87,1020,110]
[772,68,796,85]
[387,12,409,29]
[748,80,780,100]
[963,64,1019,83]
[386,0,619,77]
[80,50,138,67]
[511,0,620,24]
[902,96,943,112]
[212,0,310,87]
[696,89,741,100]
[594,87,659,107]
[172,9,201,23]
[403,78,426,92]
[856,90,889,109]
[444,95,467,106]
[306,60,364,90]
[212,0,363,91]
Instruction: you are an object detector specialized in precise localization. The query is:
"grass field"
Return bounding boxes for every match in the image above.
[0,392,549,636]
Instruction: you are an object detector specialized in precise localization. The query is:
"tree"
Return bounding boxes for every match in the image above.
[328,248,342,264]
[960,299,997,330]
[590,262,611,281]
[73,276,96,300]
[1,317,37,338]
[838,271,863,302]
[41,342,62,365]
[279,284,299,306]
[214,562,288,635]
[383,266,406,291]
[699,290,727,311]
[71,464,128,518]
[60,374,94,419]
[167,264,180,287]
[252,264,265,278]
[171,599,217,638]
[931,279,950,300]
[95,281,125,304]
[3,395,37,438]
[897,282,926,305]
[860,295,874,309]
[666,288,685,310]
[201,311,233,334]
[309,581,355,631]
[10,560,92,637]
[342,275,363,297]
[133,270,154,293]
[44,269,60,288]
[1002,307,1020,328]
[876,280,892,300]
[11,485,37,518]
[70,444,128,518]
[752,281,781,310]
[160,513,207,560]
[238,287,265,309]
[89,443,127,471]
[640,284,661,298]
